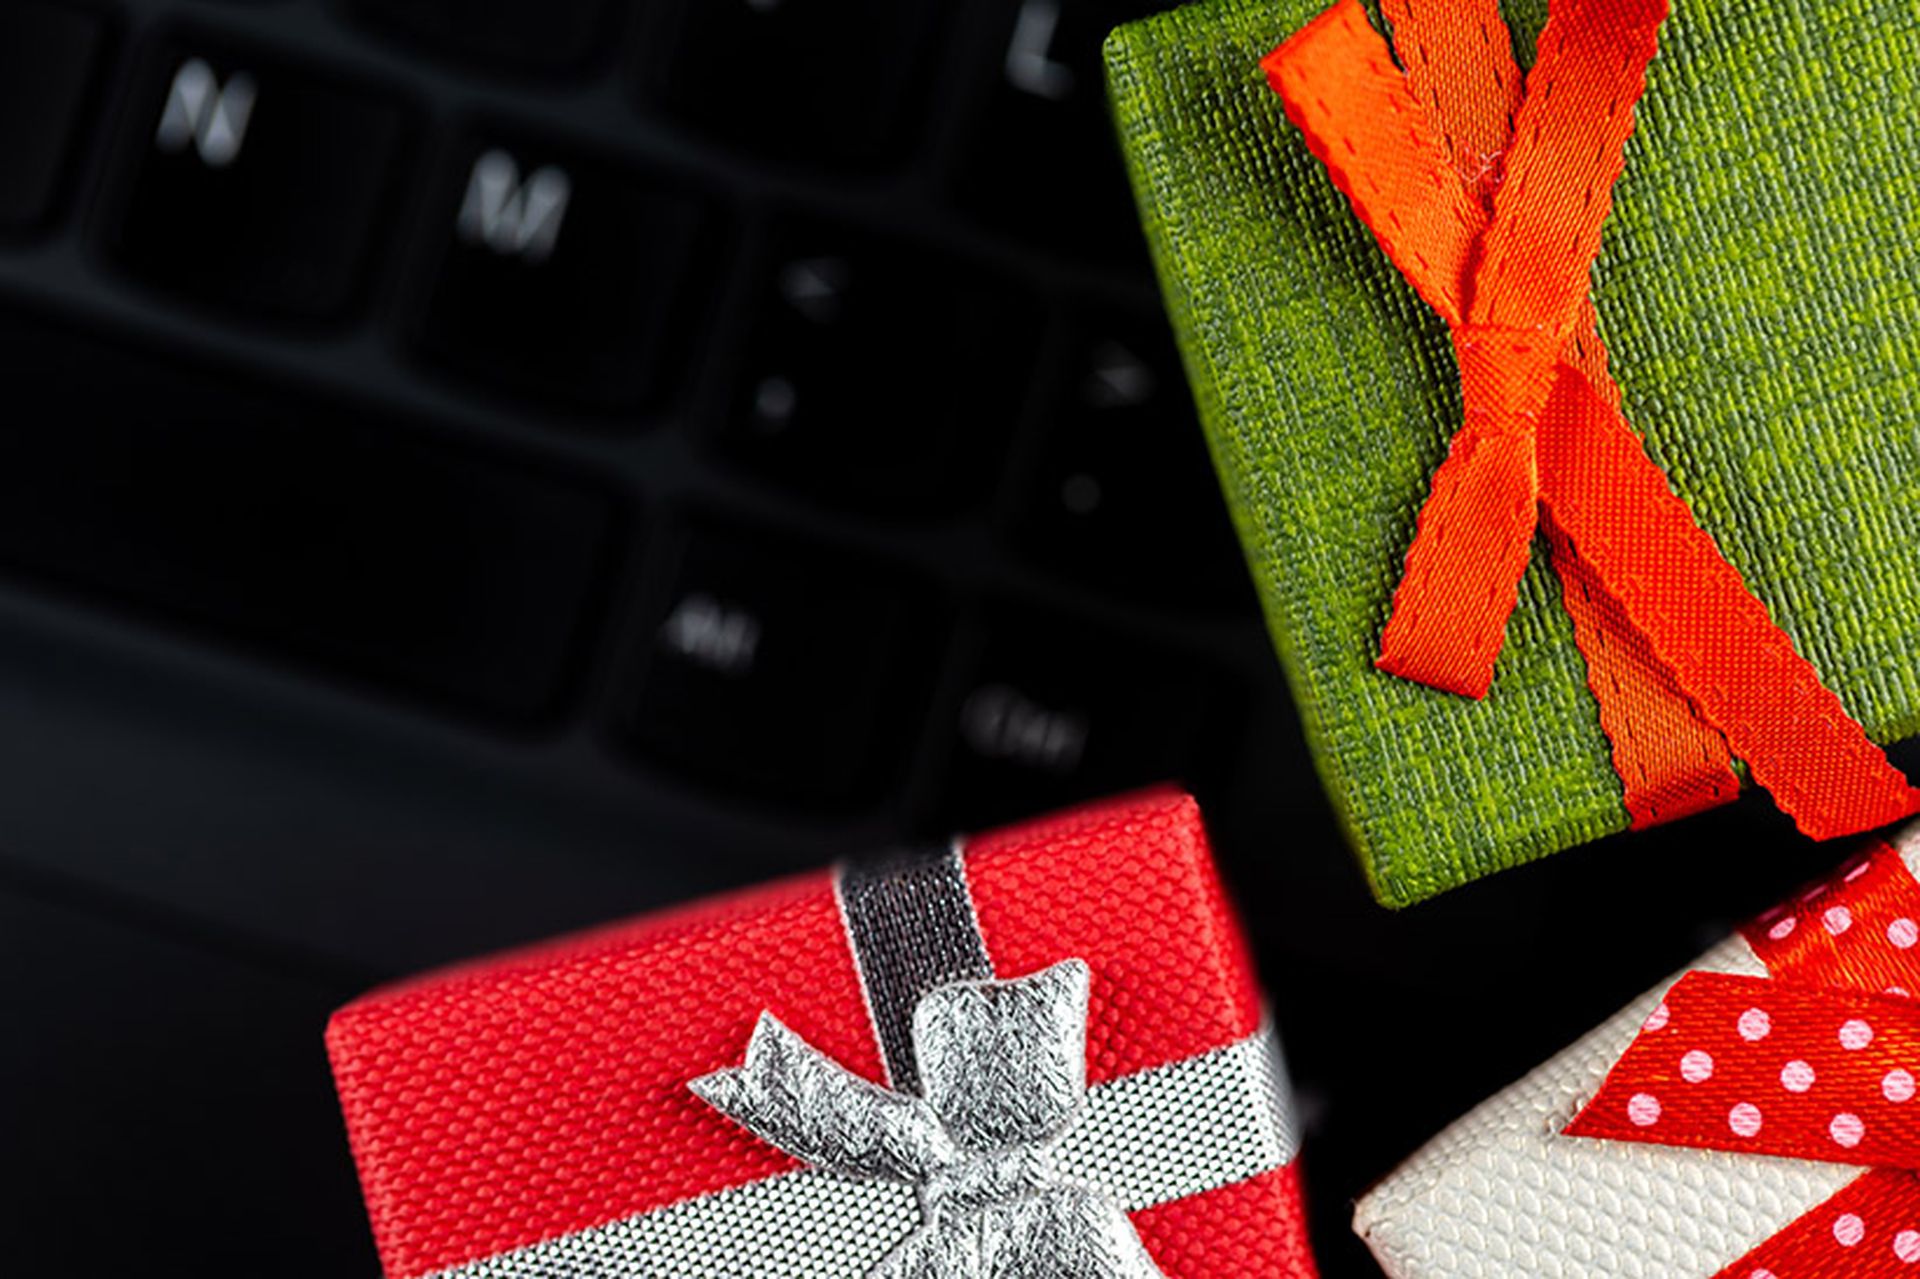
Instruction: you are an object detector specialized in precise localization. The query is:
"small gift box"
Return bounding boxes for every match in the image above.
[1356,817,1920,1277]
[325,790,1315,1279]
[1105,0,1920,905]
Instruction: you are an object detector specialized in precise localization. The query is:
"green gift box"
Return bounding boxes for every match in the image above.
[1105,0,1920,906]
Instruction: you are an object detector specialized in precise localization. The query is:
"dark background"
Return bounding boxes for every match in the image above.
[0,0,1913,1273]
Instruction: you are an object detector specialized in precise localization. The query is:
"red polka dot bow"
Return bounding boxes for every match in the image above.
[1572,837,1920,1276]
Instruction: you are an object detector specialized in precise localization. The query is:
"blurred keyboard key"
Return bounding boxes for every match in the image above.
[99,34,411,321]
[952,0,1161,263]
[624,520,935,807]
[0,306,617,721]
[1010,315,1253,610]
[407,132,714,413]
[640,0,943,169]
[715,218,1041,514]
[347,0,611,76]
[926,609,1232,829]
[0,0,108,233]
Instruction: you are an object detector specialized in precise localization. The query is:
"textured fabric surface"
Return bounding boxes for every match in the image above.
[1572,843,1920,1167]
[964,791,1265,1083]
[416,1021,1290,1275]
[1134,1164,1319,1278]
[682,960,1160,1276]
[330,870,877,1277]
[1354,820,1920,1277]
[1271,0,1918,843]
[1354,936,1853,1275]
[1106,0,1920,905]
[1720,1171,1920,1278]
[835,842,992,1092]
[1561,825,1920,1276]
[419,1026,1293,1279]
[328,789,1315,1279]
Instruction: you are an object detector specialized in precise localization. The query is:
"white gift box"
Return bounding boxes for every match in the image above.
[1355,822,1920,1279]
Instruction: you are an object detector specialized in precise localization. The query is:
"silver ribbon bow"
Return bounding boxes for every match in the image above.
[690,959,1170,1278]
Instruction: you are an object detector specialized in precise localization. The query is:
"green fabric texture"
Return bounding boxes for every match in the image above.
[1106,0,1920,906]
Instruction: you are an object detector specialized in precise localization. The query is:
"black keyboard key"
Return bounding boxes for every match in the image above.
[1010,316,1253,610]
[639,0,943,169]
[952,0,1161,263]
[924,610,1231,830]
[348,0,611,76]
[714,219,1041,514]
[0,306,617,721]
[624,520,935,807]
[0,0,108,233]
[406,132,715,413]
[99,34,412,321]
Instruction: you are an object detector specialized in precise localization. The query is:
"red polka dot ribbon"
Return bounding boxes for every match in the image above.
[1570,839,1920,1275]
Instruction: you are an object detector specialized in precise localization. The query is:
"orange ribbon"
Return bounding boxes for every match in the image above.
[1265,0,1918,839]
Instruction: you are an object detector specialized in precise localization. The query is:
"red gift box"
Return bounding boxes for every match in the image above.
[327,790,1316,1278]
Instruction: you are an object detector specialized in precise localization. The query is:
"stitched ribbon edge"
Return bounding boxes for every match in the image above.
[1264,0,1919,842]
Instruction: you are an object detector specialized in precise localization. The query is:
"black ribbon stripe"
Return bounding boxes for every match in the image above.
[835,842,994,1095]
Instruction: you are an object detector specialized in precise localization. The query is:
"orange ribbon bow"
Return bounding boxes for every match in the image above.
[1265,0,1918,837]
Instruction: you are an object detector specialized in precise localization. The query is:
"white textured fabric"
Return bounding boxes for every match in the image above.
[1356,822,1920,1278]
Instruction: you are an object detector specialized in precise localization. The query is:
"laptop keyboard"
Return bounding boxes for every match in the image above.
[0,2,108,230]
[27,8,1890,1277]
[0,0,1274,878]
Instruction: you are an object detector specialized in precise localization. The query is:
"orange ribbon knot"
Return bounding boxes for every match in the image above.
[1265,0,1918,838]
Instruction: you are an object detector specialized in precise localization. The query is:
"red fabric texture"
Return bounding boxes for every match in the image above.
[1265,0,1918,839]
[1133,1163,1318,1279]
[327,788,1311,1278]
[1570,970,1920,1166]
[1567,836,1920,1273]
[1741,843,1920,997]
[1720,1170,1920,1277]
[964,790,1264,1084]
[328,869,875,1278]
